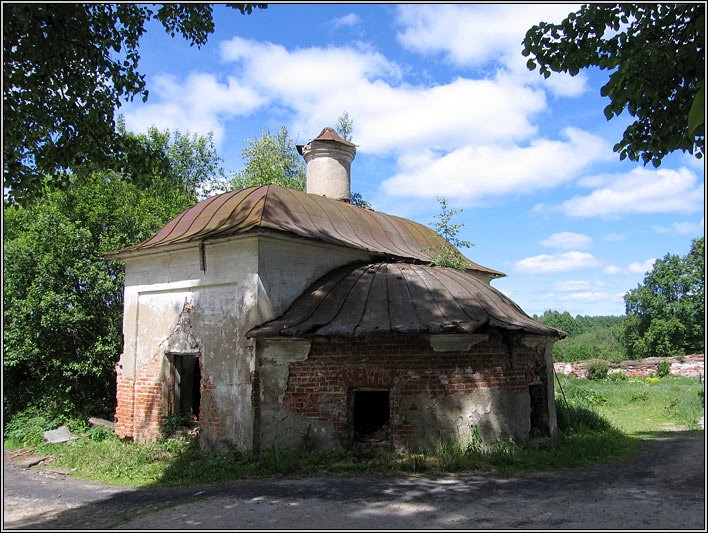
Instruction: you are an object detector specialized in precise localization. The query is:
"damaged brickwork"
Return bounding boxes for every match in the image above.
[267,332,552,451]
[115,298,208,441]
[554,354,704,379]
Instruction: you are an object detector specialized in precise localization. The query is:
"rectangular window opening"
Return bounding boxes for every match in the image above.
[351,389,390,443]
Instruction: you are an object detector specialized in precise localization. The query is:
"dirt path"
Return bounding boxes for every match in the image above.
[3,432,705,530]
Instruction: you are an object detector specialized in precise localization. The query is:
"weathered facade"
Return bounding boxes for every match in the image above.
[108,128,564,452]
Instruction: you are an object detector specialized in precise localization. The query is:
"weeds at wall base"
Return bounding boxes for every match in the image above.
[5,376,701,488]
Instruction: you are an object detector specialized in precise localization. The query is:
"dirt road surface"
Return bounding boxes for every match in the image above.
[3,432,705,530]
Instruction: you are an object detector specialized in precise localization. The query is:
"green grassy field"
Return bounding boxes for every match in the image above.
[4,375,704,487]
[556,374,704,435]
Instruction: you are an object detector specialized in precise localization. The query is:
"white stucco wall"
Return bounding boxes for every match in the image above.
[118,232,378,446]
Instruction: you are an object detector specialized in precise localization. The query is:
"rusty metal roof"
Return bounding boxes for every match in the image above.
[106,185,504,278]
[296,127,356,155]
[247,263,565,339]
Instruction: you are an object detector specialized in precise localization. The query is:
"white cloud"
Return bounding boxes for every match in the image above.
[626,259,656,274]
[217,37,553,157]
[514,251,603,274]
[558,167,704,218]
[330,13,361,29]
[394,4,588,97]
[559,291,625,304]
[603,258,656,275]
[540,232,592,250]
[554,280,593,292]
[121,73,264,144]
[653,217,705,236]
[603,265,623,275]
[604,232,627,241]
[121,30,613,210]
[381,127,610,202]
[220,37,402,102]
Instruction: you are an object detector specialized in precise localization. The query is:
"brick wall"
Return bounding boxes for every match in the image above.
[199,373,226,439]
[281,333,547,448]
[114,355,165,441]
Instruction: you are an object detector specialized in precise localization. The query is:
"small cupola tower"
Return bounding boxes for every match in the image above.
[297,127,356,202]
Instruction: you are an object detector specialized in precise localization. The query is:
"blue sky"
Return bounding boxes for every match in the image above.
[120,3,705,317]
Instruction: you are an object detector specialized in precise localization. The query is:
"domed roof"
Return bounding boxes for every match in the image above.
[107,185,504,279]
[247,263,564,339]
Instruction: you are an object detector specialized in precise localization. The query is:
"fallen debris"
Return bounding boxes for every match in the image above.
[43,425,77,444]
[88,417,116,429]
[21,455,52,468]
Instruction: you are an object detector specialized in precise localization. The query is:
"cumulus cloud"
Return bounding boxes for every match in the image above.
[394,4,588,97]
[122,24,613,209]
[514,251,603,274]
[330,13,361,29]
[121,73,264,144]
[604,232,627,241]
[558,167,704,218]
[602,265,623,275]
[653,217,705,236]
[554,280,593,292]
[380,127,610,202]
[220,37,549,156]
[626,259,656,274]
[603,258,656,275]
[540,232,592,250]
[559,291,625,303]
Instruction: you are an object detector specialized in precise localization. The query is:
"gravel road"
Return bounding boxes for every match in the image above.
[3,432,705,530]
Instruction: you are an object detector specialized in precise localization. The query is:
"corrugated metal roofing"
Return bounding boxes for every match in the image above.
[106,184,505,279]
[247,263,565,339]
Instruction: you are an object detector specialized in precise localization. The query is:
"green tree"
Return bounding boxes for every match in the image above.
[426,197,474,270]
[623,237,705,358]
[535,310,577,336]
[230,122,373,209]
[3,3,265,205]
[2,128,222,421]
[115,121,230,199]
[334,111,372,208]
[230,126,307,191]
[336,111,354,142]
[522,3,705,167]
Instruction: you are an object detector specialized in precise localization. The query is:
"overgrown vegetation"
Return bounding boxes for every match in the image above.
[6,375,701,488]
[623,237,704,359]
[2,128,221,423]
[534,311,627,362]
[533,237,704,363]
[426,197,475,270]
[586,361,609,381]
[556,374,704,435]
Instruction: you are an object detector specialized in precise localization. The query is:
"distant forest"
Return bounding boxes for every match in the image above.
[533,310,627,362]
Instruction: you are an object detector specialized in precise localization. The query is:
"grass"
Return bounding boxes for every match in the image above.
[555,374,704,436]
[5,375,703,488]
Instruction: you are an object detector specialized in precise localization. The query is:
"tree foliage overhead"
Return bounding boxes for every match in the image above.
[2,128,222,420]
[622,237,705,359]
[522,3,705,167]
[2,3,265,205]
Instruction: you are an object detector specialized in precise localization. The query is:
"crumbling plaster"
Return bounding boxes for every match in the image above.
[118,232,378,446]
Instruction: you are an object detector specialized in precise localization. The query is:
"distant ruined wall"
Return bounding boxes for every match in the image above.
[554,354,704,379]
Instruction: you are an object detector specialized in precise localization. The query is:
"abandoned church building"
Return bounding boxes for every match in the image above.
[107,127,565,452]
